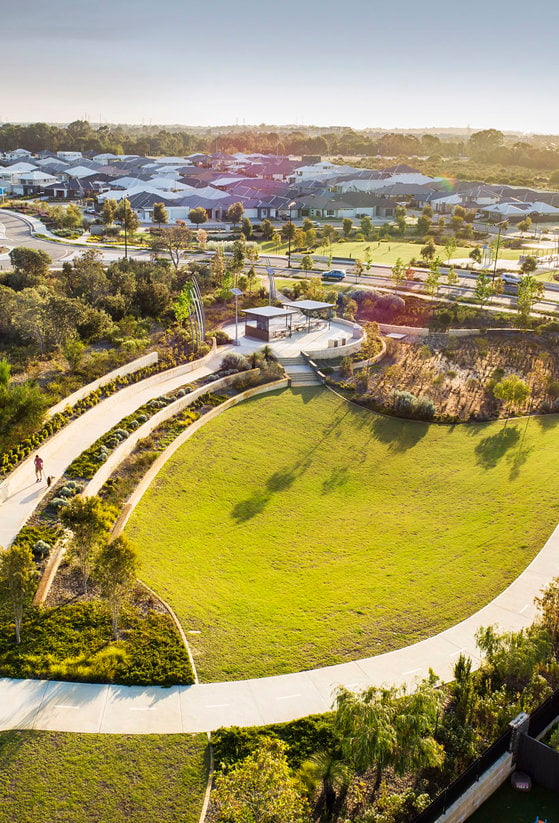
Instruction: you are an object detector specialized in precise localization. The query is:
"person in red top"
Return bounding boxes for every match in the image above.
[34,454,44,483]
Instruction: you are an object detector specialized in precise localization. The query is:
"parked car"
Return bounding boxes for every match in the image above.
[322,269,346,282]
[502,273,521,285]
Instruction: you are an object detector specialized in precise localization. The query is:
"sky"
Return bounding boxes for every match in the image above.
[3,0,559,134]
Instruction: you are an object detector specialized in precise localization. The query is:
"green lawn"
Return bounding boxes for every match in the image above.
[0,731,208,823]
[468,780,559,822]
[259,239,522,267]
[126,388,559,682]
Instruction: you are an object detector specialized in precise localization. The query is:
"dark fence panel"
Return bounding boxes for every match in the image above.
[528,689,559,738]
[517,735,559,793]
[412,730,511,823]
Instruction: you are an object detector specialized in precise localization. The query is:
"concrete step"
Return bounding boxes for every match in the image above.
[278,355,307,366]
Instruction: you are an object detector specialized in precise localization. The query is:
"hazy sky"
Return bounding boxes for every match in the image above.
[3,0,558,133]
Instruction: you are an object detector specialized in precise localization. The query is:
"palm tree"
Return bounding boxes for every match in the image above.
[300,750,352,821]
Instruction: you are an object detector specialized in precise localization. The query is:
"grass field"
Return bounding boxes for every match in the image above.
[126,388,559,681]
[468,781,559,822]
[260,239,522,267]
[0,731,208,823]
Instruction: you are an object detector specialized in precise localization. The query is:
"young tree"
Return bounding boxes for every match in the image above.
[116,198,140,259]
[101,198,117,227]
[240,216,253,239]
[209,737,311,823]
[518,217,532,234]
[420,239,437,262]
[152,202,169,229]
[425,259,441,296]
[210,246,226,288]
[196,228,208,250]
[0,543,37,644]
[474,271,494,309]
[226,201,245,229]
[517,274,544,322]
[246,266,258,294]
[189,206,208,229]
[299,750,351,821]
[360,215,373,239]
[391,257,406,287]
[60,496,114,593]
[416,215,431,236]
[300,254,314,271]
[446,265,459,286]
[520,255,537,274]
[353,258,364,278]
[94,536,138,640]
[493,374,530,419]
[260,218,274,241]
[469,245,483,265]
[342,217,353,237]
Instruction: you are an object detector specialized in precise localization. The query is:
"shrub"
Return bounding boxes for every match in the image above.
[392,390,417,417]
[32,540,52,560]
[220,353,250,372]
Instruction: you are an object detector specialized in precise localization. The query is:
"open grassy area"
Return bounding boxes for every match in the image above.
[260,239,522,266]
[0,731,208,823]
[126,388,559,681]
[468,780,559,822]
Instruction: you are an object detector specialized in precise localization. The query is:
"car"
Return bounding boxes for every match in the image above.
[322,269,346,282]
[502,273,521,285]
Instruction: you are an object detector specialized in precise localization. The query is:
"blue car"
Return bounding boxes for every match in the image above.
[322,269,346,282]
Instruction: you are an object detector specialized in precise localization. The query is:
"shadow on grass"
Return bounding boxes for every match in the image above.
[0,730,28,766]
[322,466,349,494]
[370,414,429,453]
[475,425,520,469]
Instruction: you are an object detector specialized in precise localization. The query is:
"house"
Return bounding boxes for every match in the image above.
[3,148,33,161]
[57,151,83,162]
[12,170,59,196]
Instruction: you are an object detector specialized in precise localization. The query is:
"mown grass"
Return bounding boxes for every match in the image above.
[127,388,559,681]
[0,731,208,823]
[468,780,559,822]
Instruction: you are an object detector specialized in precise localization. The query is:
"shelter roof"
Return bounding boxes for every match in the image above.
[243,306,297,318]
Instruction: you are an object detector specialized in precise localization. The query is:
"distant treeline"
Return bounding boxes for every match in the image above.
[1,121,559,171]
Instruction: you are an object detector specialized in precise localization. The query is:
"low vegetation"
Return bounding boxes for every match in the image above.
[0,730,208,823]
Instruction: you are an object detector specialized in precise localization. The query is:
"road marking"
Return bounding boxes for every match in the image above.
[129,707,156,712]
[403,668,423,676]
[520,603,531,614]
[53,704,79,710]
[205,703,230,709]
[449,648,467,657]
[276,694,301,701]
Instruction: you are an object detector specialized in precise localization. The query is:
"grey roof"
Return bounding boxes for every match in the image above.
[284,300,335,312]
[243,306,297,318]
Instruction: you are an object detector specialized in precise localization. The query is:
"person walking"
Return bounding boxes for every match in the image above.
[34,454,44,483]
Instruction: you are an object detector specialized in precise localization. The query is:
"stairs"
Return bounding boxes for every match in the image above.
[277,355,323,387]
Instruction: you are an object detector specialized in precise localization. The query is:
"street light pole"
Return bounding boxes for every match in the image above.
[492,220,507,282]
[231,287,243,346]
[286,199,296,269]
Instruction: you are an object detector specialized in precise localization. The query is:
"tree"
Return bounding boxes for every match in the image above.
[342,217,353,237]
[469,246,483,265]
[152,202,169,229]
[209,737,310,823]
[261,218,274,241]
[425,260,441,296]
[300,254,314,271]
[0,543,37,644]
[226,201,245,229]
[8,247,51,288]
[246,266,257,294]
[520,255,537,274]
[197,228,208,250]
[335,682,442,799]
[116,198,140,259]
[210,246,226,288]
[360,215,373,239]
[391,257,406,287]
[299,750,351,821]
[416,215,431,236]
[474,271,494,309]
[189,206,208,228]
[420,239,436,261]
[94,536,138,639]
[150,224,194,271]
[517,274,544,322]
[493,374,530,419]
[60,496,114,593]
[446,266,459,287]
[241,216,253,239]
[230,238,246,281]
[101,198,117,227]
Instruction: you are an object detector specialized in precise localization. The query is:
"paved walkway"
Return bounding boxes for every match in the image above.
[1,513,558,733]
[1,336,559,734]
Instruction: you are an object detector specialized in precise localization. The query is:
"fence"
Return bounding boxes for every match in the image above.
[412,685,559,823]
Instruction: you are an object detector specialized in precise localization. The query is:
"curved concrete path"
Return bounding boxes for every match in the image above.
[1,514,558,734]
[1,339,559,733]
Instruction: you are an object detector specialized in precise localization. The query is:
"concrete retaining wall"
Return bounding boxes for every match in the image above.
[434,753,514,823]
[352,337,388,370]
[112,378,289,536]
[47,352,159,418]
[303,319,365,360]
[84,368,260,498]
